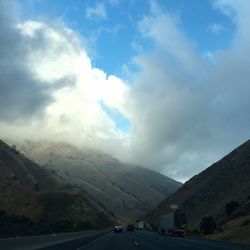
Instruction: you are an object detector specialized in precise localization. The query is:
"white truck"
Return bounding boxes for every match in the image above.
[135,220,144,229]
[159,210,186,237]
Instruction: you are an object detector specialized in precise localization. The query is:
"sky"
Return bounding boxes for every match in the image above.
[0,0,250,182]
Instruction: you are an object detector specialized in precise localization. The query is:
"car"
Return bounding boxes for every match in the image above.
[113,225,123,233]
[127,224,134,232]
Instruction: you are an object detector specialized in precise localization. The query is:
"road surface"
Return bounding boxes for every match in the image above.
[81,231,250,250]
[1,230,250,250]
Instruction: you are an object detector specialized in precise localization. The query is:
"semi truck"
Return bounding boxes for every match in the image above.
[159,210,187,237]
[135,220,144,230]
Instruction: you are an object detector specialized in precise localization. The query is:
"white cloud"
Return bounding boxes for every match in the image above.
[85,2,107,20]
[137,7,202,74]
[1,0,250,182]
[0,2,130,157]
[213,0,250,50]
[122,1,250,180]
[108,0,120,7]
[208,23,225,34]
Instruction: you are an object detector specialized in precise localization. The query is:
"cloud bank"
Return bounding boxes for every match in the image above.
[1,0,250,181]
[0,0,129,152]
[126,0,250,180]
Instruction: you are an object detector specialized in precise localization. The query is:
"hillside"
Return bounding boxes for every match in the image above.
[0,140,111,237]
[146,140,250,243]
[18,140,182,223]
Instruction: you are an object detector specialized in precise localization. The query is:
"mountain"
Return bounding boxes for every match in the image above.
[0,140,111,237]
[145,140,250,243]
[18,140,182,223]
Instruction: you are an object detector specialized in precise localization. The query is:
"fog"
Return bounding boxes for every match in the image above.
[1,0,250,181]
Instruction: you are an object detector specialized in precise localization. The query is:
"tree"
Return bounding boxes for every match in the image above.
[0,209,7,217]
[200,216,217,234]
[34,183,40,192]
[225,201,240,216]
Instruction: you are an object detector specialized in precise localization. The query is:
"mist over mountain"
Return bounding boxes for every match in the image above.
[0,140,111,237]
[1,1,250,183]
[17,140,182,223]
[146,140,250,243]
[1,1,250,248]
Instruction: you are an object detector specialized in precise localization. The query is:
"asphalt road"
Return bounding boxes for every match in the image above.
[80,230,250,250]
[0,230,109,250]
[1,230,250,250]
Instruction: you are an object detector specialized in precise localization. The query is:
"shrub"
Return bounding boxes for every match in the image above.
[225,201,240,216]
[241,219,250,226]
[200,216,217,234]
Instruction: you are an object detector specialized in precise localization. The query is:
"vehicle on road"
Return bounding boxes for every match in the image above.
[127,224,134,232]
[135,220,144,230]
[113,225,123,233]
[159,210,187,237]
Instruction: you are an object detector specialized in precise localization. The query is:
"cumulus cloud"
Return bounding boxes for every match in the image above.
[85,2,107,20]
[0,0,129,154]
[1,0,250,182]
[124,0,250,181]
[213,0,250,50]
[0,1,63,121]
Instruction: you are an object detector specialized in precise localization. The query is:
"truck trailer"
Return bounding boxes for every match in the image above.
[135,220,144,230]
[159,210,187,237]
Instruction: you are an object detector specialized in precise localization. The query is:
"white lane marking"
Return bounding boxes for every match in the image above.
[76,232,112,250]
[134,241,138,245]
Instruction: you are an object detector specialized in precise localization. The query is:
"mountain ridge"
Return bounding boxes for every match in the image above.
[0,139,111,237]
[16,140,182,223]
[145,139,250,243]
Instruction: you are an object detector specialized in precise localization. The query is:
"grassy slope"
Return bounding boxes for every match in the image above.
[0,140,111,237]
[18,140,182,223]
[206,215,250,244]
[145,140,250,243]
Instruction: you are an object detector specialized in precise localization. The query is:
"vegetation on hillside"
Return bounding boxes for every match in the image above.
[0,140,112,238]
[145,140,250,244]
[18,140,182,223]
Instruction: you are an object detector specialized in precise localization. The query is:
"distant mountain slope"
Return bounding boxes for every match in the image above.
[18,141,182,223]
[0,140,111,237]
[145,140,250,243]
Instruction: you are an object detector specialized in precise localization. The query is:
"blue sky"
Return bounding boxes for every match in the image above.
[17,0,236,135]
[1,0,249,180]
[21,0,235,76]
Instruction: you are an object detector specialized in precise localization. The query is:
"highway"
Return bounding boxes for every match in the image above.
[1,230,250,250]
[81,231,250,250]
